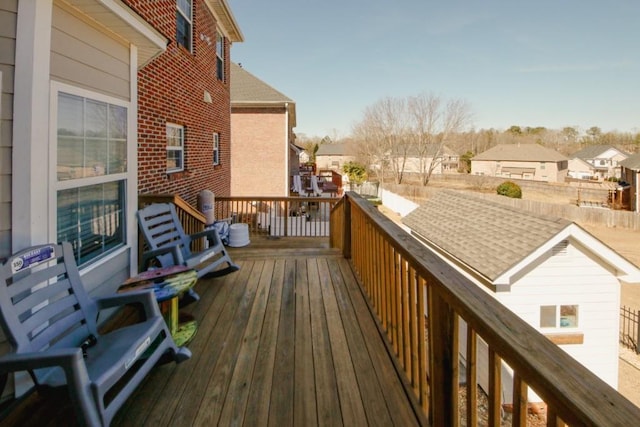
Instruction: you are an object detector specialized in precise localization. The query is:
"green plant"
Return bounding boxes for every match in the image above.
[342,161,367,186]
[496,181,522,198]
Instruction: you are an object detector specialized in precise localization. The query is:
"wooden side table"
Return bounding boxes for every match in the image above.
[119,265,199,346]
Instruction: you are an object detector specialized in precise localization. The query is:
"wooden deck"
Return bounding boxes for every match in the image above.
[0,241,426,426]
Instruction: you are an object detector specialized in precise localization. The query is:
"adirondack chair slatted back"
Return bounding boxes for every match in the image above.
[0,244,96,360]
[137,203,193,267]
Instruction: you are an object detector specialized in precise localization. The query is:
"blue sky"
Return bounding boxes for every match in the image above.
[229,1,639,138]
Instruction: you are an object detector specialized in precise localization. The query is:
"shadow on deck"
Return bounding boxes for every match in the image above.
[0,241,426,426]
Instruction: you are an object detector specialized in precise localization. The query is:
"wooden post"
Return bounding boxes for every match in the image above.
[343,194,352,259]
[428,288,455,426]
[636,309,640,355]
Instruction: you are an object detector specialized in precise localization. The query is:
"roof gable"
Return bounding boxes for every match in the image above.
[571,145,628,160]
[473,144,568,162]
[402,191,640,287]
[620,153,640,170]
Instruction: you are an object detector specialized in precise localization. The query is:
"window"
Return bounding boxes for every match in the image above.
[167,124,184,172]
[540,305,579,328]
[56,91,127,265]
[213,133,220,165]
[216,32,225,80]
[540,162,546,170]
[176,0,192,51]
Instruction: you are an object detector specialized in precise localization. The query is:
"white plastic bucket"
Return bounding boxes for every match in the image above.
[228,223,250,247]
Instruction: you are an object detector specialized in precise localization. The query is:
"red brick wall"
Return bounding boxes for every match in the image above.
[123,0,232,207]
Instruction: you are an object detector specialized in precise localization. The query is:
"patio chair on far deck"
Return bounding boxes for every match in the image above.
[0,242,191,427]
[137,202,239,282]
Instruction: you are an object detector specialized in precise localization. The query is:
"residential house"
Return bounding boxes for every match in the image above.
[570,145,629,180]
[567,156,597,180]
[230,62,298,197]
[402,190,640,403]
[471,144,569,182]
[620,153,640,212]
[124,0,244,206]
[398,145,460,175]
[315,142,357,172]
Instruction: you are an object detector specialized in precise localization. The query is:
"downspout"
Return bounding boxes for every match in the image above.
[284,102,289,196]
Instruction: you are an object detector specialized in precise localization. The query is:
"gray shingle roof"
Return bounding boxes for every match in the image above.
[473,144,568,162]
[620,153,640,170]
[402,191,571,281]
[571,145,628,160]
[230,62,294,104]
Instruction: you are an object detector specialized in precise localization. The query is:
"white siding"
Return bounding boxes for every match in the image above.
[497,241,620,389]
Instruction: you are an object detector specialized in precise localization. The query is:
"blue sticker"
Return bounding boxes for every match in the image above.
[11,246,55,274]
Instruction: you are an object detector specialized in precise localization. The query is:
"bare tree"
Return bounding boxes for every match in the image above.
[353,96,411,184]
[408,93,472,185]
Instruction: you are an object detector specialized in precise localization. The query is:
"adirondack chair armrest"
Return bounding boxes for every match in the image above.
[141,245,185,269]
[0,347,85,376]
[96,290,161,320]
[188,228,222,245]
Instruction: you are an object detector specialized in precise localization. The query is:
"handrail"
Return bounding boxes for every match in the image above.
[332,191,640,426]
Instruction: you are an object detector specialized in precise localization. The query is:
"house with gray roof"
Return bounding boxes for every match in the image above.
[315,142,357,171]
[402,190,640,404]
[471,144,569,182]
[570,145,629,180]
[230,62,298,196]
[620,153,640,212]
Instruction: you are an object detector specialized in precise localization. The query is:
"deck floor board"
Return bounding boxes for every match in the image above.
[0,244,425,426]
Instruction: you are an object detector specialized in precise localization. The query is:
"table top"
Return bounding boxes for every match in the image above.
[119,266,197,302]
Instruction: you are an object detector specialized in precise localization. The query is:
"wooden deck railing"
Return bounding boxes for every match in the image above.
[330,191,640,426]
[214,196,340,238]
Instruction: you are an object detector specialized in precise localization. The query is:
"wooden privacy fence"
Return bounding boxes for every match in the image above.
[330,191,640,426]
[620,306,640,354]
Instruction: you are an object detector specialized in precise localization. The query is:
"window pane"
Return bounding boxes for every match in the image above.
[58,93,84,137]
[176,13,191,50]
[560,305,578,328]
[540,305,556,328]
[57,181,125,266]
[109,139,127,174]
[85,139,107,177]
[177,0,191,17]
[168,150,183,170]
[58,136,84,180]
[109,104,127,139]
[85,99,107,138]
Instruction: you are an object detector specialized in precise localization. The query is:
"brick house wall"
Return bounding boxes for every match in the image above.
[122,0,234,206]
[231,107,289,197]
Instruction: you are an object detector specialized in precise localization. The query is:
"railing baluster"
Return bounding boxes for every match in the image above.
[512,372,528,426]
[466,327,478,427]
[488,349,502,427]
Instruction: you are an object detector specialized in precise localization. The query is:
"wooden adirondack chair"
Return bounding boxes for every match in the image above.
[137,202,239,283]
[0,243,191,426]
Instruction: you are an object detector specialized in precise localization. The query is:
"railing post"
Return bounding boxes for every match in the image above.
[343,194,351,259]
[428,288,455,426]
[636,309,640,354]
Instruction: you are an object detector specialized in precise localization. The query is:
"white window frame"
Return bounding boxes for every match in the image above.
[540,304,579,329]
[177,0,193,52]
[167,123,185,173]
[50,81,131,267]
[213,132,220,165]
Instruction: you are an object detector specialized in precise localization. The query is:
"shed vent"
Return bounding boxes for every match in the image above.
[553,240,569,256]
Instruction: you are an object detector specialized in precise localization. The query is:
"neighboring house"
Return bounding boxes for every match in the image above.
[124,0,243,206]
[471,144,569,182]
[567,157,597,180]
[570,145,629,180]
[398,145,460,175]
[403,190,640,404]
[230,62,297,197]
[315,142,357,171]
[620,153,640,212]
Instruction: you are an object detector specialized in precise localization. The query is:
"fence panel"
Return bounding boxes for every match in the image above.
[620,306,640,353]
